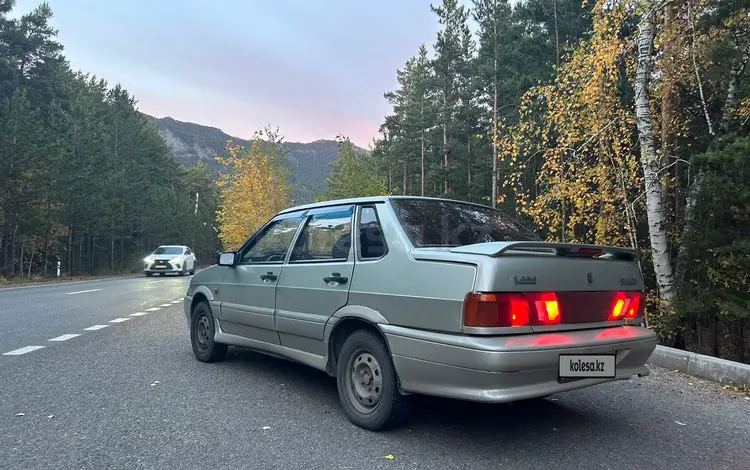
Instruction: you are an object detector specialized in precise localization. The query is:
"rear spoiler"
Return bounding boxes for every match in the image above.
[449,241,639,262]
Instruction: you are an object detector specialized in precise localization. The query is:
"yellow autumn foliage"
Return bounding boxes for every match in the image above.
[503,0,641,249]
[215,134,291,251]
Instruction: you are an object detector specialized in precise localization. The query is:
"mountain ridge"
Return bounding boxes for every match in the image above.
[144,115,367,204]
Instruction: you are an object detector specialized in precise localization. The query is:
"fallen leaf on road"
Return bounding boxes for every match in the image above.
[383,454,395,460]
[744,397,749,400]
[15,413,24,417]
[262,426,271,431]
[150,381,160,387]
[47,415,54,419]
[675,421,686,426]
[688,382,694,385]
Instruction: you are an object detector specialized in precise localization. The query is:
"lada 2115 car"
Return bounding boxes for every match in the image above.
[183,196,657,431]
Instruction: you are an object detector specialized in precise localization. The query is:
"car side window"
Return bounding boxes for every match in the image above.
[240,216,304,264]
[290,208,353,263]
[359,206,387,260]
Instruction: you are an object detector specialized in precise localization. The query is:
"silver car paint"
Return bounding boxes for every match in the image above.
[184,196,658,403]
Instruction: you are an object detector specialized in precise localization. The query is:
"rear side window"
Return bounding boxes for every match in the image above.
[291,208,354,262]
[390,199,538,248]
[359,206,387,259]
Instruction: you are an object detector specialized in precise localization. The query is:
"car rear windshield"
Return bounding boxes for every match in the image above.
[153,246,183,255]
[390,199,538,247]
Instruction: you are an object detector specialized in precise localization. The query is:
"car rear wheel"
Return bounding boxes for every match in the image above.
[190,301,228,363]
[336,329,411,431]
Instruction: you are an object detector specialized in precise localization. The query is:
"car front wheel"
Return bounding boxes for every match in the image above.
[190,301,228,363]
[336,329,412,431]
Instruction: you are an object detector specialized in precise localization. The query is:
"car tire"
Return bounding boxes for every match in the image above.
[190,301,228,363]
[336,329,412,431]
[145,272,153,277]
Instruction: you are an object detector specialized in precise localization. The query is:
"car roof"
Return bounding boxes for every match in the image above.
[277,195,495,215]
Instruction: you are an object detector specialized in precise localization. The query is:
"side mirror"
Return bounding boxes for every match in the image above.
[218,252,237,267]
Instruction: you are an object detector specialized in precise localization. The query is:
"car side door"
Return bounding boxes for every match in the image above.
[219,212,306,345]
[274,205,355,356]
[185,247,195,270]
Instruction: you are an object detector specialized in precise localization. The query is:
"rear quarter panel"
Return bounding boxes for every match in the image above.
[348,203,477,334]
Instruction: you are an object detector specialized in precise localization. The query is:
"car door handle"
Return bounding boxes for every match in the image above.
[260,272,277,281]
[323,273,348,284]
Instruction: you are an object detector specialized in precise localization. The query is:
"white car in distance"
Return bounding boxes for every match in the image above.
[143,245,197,277]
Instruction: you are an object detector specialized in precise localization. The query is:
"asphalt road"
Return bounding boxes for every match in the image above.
[1,275,749,470]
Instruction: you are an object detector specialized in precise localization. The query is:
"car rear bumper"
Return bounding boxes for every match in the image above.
[380,324,657,403]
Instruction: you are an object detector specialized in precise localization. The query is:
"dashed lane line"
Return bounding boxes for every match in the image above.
[4,301,178,357]
[83,325,109,331]
[66,288,102,295]
[48,334,81,342]
[3,346,45,356]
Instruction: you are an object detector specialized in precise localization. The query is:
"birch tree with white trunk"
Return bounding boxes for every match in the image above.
[634,3,676,303]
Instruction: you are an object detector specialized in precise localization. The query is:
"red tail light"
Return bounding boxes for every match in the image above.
[525,293,561,325]
[463,292,561,328]
[609,291,645,320]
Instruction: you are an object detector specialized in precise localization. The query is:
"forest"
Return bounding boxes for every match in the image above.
[2,0,749,363]
[0,2,220,279]
[356,0,750,362]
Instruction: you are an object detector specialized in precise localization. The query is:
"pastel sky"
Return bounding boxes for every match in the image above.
[13,0,474,148]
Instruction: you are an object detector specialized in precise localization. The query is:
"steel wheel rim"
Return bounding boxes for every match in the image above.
[195,314,211,351]
[346,350,384,414]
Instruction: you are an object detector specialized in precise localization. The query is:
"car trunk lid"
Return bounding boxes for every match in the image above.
[450,241,645,333]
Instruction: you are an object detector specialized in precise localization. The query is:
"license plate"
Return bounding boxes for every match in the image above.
[558,354,616,379]
[154,265,167,269]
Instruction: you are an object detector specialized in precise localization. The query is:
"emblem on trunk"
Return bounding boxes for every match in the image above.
[513,275,536,285]
[587,272,594,284]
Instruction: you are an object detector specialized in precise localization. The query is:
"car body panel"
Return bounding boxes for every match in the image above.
[220,263,283,345]
[382,324,656,402]
[185,196,658,406]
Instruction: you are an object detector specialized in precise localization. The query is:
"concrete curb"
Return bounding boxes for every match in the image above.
[648,345,750,387]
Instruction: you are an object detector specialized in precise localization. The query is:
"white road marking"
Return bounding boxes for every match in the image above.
[48,334,81,342]
[3,346,45,356]
[146,307,161,312]
[130,312,148,317]
[170,300,181,304]
[66,288,102,295]
[83,325,109,331]
[159,303,171,307]
[109,317,131,323]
